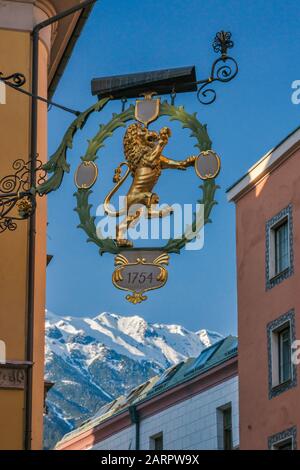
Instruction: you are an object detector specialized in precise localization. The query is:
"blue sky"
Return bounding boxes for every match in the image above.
[47,0,300,336]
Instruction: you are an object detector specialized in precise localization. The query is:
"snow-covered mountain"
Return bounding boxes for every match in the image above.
[44,311,222,449]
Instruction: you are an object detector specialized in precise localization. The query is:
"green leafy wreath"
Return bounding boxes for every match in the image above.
[38,99,219,255]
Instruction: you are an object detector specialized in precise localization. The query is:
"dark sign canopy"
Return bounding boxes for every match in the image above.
[91,66,197,99]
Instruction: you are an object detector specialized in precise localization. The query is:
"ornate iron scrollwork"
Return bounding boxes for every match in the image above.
[212,31,234,55]
[0,158,46,233]
[0,72,26,88]
[196,31,238,105]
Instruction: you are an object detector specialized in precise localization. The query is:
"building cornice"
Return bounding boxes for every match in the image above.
[227,126,300,203]
[56,355,238,450]
[0,1,96,96]
[22,1,56,18]
[0,0,57,52]
[47,3,95,98]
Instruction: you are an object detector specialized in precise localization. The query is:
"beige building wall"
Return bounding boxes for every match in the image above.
[0,0,95,450]
[0,28,33,450]
[0,26,49,450]
[0,4,53,451]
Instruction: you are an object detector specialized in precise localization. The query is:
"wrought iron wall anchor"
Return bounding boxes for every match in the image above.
[0,72,26,88]
[0,71,81,116]
[0,158,46,233]
[91,31,238,107]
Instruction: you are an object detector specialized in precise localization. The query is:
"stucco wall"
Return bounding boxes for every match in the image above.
[235,144,300,449]
[0,26,48,450]
[0,28,32,451]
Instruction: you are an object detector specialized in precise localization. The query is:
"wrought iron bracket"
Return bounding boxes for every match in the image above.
[195,31,238,105]
[0,72,26,88]
[91,31,238,106]
[0,158,46,233]
[0,71,81,116]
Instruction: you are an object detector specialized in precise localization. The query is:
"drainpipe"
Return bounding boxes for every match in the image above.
[24,0,97,450]
[129,405,140,450]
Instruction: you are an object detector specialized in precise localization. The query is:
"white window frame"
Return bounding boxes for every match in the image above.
[270,320,292,388]
[266,204,293,290]
[268,426,297,450]
[268,216,290,280]
[149,432,163,451]
[272,436,294,450]
[216,402,233,450]
[267,310,297,400]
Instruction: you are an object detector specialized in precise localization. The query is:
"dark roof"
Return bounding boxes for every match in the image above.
[91,66,197,99]
[46,255,53,266]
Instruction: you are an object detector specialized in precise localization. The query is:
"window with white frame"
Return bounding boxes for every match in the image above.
[272,437,293,450]
[266,205,293,289]
[149,432,163,450]
[268,426,297,450]
[267,310,297,399]
[217,403,233,450]
[274,219,289,275]
[270,322,292,387]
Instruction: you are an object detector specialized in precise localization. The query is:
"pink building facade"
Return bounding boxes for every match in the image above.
[228,127,300,450]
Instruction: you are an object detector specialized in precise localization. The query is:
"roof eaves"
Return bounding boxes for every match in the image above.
[226,125,300,200]
[137,352,238,407]
[48,4,95,99]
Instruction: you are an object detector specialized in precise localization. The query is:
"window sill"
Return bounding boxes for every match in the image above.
[267,266,293,290]
[271,378,292,392]
[269,267,290,283]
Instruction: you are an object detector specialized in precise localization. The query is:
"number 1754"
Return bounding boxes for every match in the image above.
[127,272,153,284]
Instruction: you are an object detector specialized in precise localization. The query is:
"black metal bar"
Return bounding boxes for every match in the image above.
[33,0,97,32]
[24,25,38,451]
[129,405,140,450]
[0,191,29,199]
[24,0,98,450]
[136,417,140,451]
[0,72,26,87]
[2,80,81,116]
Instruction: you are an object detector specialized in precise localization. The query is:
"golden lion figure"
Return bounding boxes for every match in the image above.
[104,123,196,247]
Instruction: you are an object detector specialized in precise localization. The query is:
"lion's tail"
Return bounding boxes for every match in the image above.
[104,162,130,217]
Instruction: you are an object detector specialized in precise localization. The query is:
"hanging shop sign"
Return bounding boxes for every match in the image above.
[34,31,238,303]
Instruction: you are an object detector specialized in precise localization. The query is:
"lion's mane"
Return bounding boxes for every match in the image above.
[123,123,157,174]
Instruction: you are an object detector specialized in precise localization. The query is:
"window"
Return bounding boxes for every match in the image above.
[217,404,233,450]
[270,322,292,388]
[126,381,149,403]
[278,327,291,384]
[273,438,293,450]
[224,337,238,357]
[223,407,233,450]
[153,362,183,390]
[150,432,163,450]
[267,310,297,399]
[268,426,297,450]
[275,220,289,274]
[185,339,224,375]
[266,205,293,289]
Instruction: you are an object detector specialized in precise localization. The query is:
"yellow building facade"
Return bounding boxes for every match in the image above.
[0,0,95,450]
